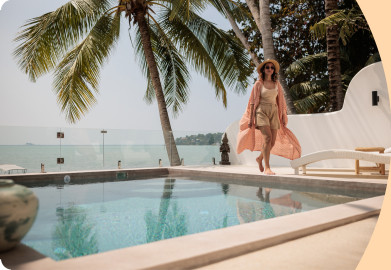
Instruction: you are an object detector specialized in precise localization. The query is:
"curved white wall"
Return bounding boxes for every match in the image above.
[226,62,391,168]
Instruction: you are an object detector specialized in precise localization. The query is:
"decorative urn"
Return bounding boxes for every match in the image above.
[0,179,39,252]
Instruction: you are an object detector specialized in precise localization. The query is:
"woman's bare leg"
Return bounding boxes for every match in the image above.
[259,126,274,175]
[256,152,264,172]
[256,127,277,174]
[270,129,278,149]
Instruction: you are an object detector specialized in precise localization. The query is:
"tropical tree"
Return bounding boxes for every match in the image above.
[287,4,380,114]
[322,0,344,111]
[285,53,328,113]
[219,0,326,87]
[210,0,296,114]
[13,0,252,166]
[292,0,380,113]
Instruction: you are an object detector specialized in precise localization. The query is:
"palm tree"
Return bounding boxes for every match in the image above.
[13,0,251,166]
[310,3,378,111]
[211,0,260,66]
[323,0,343,111]
[212,0,296,114]
[286,47,379,113]
[286,52,332,113]
[257,0,296,114]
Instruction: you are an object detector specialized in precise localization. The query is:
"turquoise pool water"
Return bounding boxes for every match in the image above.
[22,177,377,261]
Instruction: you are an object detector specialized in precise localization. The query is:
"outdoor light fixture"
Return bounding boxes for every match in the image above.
[57,130,64,166]
[101,130,107,167]
[372,91,379,106]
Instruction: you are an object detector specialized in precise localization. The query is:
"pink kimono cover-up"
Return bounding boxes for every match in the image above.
[236,79,301,160]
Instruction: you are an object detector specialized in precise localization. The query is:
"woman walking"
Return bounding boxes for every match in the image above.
[237,59,301,175]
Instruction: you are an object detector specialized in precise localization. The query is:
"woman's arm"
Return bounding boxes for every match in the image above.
[277,81,288,126]
[248,104,254,128]
[248,81,261,128]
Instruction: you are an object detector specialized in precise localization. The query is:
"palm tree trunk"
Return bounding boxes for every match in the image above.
[258,0,295,114]
[135,12,181,166]
[325,0,343,111]
[221,3,260,66]
[154,178,175,240]
[245,0,296,114]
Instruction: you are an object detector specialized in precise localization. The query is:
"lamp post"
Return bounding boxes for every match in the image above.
[101,130,107,167]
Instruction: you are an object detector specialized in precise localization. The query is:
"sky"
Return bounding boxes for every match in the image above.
[0,0,253,136]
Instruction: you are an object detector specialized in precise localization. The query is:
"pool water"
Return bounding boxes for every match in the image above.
[22,177,374,261]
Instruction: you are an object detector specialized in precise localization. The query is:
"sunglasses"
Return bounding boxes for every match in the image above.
[265,66,275,70]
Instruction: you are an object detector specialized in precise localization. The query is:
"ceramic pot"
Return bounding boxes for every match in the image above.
[0,179,39,252]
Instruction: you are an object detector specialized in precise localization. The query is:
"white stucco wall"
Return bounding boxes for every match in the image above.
[225,62,391,168]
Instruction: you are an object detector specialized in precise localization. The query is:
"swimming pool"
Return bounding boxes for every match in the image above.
[21,176,381,261]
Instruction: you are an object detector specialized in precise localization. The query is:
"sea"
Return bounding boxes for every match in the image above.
[0,145,221,173]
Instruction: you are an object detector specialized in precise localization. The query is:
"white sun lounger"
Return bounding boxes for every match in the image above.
[290,149,391,175]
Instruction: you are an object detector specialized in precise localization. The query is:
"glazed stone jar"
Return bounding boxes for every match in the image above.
[0,179,39,252]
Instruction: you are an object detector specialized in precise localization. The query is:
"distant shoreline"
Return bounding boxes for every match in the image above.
[175,132,223,145]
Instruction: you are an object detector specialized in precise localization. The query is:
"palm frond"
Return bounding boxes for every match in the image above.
[150,21,191,115]
[290,79,329,97]
[286,52,327,77]
[208,0,251,23]
[13,0,112,82]
[310,8,368,45]
[168,0,206,22]
[53,12,121,123]
[293,90,329,114]
[365,52,381,66]
[161,10,251,106]
[133,21,191,116]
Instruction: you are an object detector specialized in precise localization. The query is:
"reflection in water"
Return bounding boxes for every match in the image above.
[236,187,303,224]
[221,183,230,195]
[52,206,98,260]
[145,179,188,243]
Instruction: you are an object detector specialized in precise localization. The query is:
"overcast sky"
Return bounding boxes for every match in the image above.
[0,0,253,135]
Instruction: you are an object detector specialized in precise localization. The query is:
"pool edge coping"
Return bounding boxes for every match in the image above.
[0,166,386,270]
[5,196,382,270]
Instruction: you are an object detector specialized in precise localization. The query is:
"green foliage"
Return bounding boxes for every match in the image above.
[145,202,188,242]
[14,0,112,82]
[310,7,371,46]
[144,179,188,243]
[175,132,223,145]
[226,0,327,75]
[287,0,380,113]
[14,0,252,123]
[52,206,98,260]
[224,0,379,113]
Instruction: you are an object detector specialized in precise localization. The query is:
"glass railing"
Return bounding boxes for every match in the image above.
[0,126,223,173]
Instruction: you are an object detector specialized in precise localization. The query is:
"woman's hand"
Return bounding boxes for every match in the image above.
[282,117,287,126]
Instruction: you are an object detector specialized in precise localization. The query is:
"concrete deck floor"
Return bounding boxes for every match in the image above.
[182,165,387,269]
[196,216,378,270]
[0,165,388,270]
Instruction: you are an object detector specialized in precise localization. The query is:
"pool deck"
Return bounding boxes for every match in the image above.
[0,165,388,270]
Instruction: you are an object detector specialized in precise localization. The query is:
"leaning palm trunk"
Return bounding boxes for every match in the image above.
[221,3,260,66]
[245,0,295,114]
[258,0,295,114]
[325,0,343,111]
[135,12,181,166]
[153,178,175,241]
